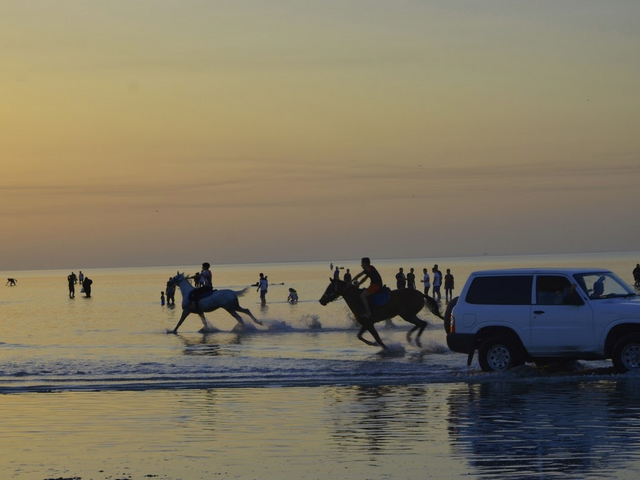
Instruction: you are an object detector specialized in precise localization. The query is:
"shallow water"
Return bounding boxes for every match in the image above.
[2,252,640,479]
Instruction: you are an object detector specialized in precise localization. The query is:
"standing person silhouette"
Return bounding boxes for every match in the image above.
[396,268,406,289]
[351,257,383,319]
[67,273,75,298]
[257,272,268,306]
[165,278,176,306]
[444,268,455,302]
[343,269,352,284]
[421,268,431,296]
[407,268,416,290]
[432,267,442,301]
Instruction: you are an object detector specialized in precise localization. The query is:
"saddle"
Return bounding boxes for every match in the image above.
[188,286,216,304]
[369,286,391,308]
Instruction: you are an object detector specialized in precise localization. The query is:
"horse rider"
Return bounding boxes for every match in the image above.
[351,257,383,319]
[189,262,214,311]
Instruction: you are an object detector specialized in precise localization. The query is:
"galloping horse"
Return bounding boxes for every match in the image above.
[168,272,262,333]
[319,278,443,349]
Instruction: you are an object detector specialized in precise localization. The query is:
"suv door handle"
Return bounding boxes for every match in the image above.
[534,310,545,315]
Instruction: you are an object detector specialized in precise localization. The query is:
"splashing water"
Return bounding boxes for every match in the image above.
[198,318,219,333]
[301,314,322,329]
[261,319,294,331]
[418,340,450,355]
[377,342,406,357]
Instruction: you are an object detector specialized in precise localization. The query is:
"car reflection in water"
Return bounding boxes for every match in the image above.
[447,379,640,478]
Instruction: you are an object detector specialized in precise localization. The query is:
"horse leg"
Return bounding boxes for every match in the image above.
[236,306,263,326]
[171,310,190,333]
[197,313,218,332]
[225,308,245,325]
[403,316,427,347]
[357,323,387,349]
[357,325,378,347]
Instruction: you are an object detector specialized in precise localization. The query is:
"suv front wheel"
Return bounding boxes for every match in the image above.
[478,334,524,372]
[612,333,640,373]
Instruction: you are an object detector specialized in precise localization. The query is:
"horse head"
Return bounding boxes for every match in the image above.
[319,277,350,305]
[169,272,189,286]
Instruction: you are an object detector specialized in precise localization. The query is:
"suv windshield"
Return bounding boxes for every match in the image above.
[573,272,636,299]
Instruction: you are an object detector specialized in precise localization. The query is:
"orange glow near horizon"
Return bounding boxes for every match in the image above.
[1,1,640,270]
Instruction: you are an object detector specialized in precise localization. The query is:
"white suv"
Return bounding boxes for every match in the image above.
[446,268,640,373]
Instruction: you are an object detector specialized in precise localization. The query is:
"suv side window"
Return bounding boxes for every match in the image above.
[536,275,573,305]
[465,275,533,305]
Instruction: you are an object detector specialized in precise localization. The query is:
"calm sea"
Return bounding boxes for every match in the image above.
[2,252,640,479]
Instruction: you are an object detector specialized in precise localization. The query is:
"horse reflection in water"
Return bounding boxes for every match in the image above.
[168,272,262,333]
[319,278,442,350]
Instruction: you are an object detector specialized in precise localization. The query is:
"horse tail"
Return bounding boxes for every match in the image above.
[234,287,250,297]
[422,293,444,320]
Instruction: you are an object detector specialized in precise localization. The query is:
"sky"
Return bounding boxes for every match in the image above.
[1,0,640,271]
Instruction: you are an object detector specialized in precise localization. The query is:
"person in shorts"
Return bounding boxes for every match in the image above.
[351,257,383,318]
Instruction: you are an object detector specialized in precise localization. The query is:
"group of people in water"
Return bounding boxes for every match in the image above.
[67,271,92,298]
[397,265,455,302]
[159,263,299,309]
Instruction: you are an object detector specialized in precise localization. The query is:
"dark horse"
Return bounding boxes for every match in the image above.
[319,278,443,349]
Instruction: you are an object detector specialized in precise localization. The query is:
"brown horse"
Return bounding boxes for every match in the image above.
[319,278,443,349]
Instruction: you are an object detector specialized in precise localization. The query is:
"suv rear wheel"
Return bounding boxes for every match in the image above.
[478,334,524,372]
[612,333,640,373]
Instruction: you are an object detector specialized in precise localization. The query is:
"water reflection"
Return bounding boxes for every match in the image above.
[176,332,242,356]
[324,385,434,461]
[447,379,640,478]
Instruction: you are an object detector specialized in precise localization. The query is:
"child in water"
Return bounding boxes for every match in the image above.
[161,291,165,306]
[287,288,298,304]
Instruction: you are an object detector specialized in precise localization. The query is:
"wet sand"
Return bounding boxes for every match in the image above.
[4,378,640,480]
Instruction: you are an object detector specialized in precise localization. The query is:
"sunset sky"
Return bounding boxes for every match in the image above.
[2,1,640,271]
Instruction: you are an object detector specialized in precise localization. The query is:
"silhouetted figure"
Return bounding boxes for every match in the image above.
[432,267,442,301]
[165,278,176,306]
[6,278,17,286]
[343,269,352,283]
[287,288,298,304]
[421,268,431,296]
[67,273,75,298]
[407,268,416,289]
[593,276,605,298]
[82,277,93,298]
[257,272,268,306]
[396,268,406,289]
[444,268,455,302]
